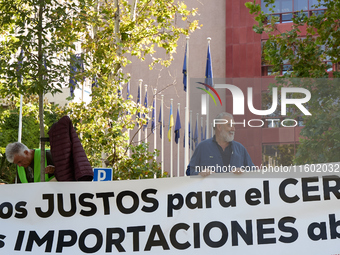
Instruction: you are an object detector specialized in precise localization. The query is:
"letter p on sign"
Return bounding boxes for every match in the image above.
[93,168,113,181]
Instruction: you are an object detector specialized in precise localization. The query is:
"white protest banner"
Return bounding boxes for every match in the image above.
[1,170,340,254]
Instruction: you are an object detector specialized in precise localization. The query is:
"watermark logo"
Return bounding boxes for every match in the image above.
[196,82,222,115]
[198,84,312,116]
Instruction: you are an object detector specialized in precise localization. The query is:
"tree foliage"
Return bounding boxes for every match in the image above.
[246,0,340,164]
[57,0,199,178]
[0,0,92,180]
[0,0,199,180]
[0,95,58,183]
[0,0,89,96]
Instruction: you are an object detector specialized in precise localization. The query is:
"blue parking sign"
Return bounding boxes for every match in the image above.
[93,168,113,181]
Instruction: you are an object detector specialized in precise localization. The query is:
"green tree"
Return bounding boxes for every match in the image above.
[0,0,91,180]
[1,0,199,181]
[0,95,58,183]
[57,0,199,179]
[246,0,340,164]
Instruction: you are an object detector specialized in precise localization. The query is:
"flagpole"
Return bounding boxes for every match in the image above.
[161,94,164,175]
[206,37,211,139]
[144,84,148,144]
[201,116,203,142]
[170,98,173,178]
[196,113,199,147]
[153,89,157,160]
[184,36,190,171]
[17,51,23,184]
[189,110,192,158]
[138,79,142,145]
[18,94,23,182]
[18,49,23,143]
[127,81,130,157]
[184,106,187,172]
[177,103,180,177]
[18,95,23,142]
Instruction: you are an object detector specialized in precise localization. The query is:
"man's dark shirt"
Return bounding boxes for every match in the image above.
[186,136,254,175]
[213,137,232,167]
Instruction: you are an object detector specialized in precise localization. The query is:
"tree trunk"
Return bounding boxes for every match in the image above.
[114,0,122,75]
[39,92,45,182]
[131,0,138,21]
[38,0,45,182]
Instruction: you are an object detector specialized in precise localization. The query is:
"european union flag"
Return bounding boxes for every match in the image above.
[151,97,155,133]
[174,109,181,144]
[183,45,187,92]
[69,54,83,97]
[184,122,191,148]
[118,83,122,98]
[204,124,207,140]
[143,90,148,130]
[158,105,162,138]
[194,119,198,148]
[137,85,141,126]
[127,81,130,99]
[92,76,98,88]
[17,49,24,86]
[205,43,213,89]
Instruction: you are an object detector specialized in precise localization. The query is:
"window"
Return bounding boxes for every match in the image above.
[311,9,325,16]
[262,144,296,166]
[281,0,293,12]
[262,91,281,117]
[261,0,327,23]
[261,38,336,76]
[294,0,308,11]
[282,64,293,75]
[262,66,275,76]
[260,90,308,127]
[261,64,292,76]
[267,119,281,128]
[335,62,340,72]
[297,116,304,126]
[309,0,326,9]
[282,13,293,23]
